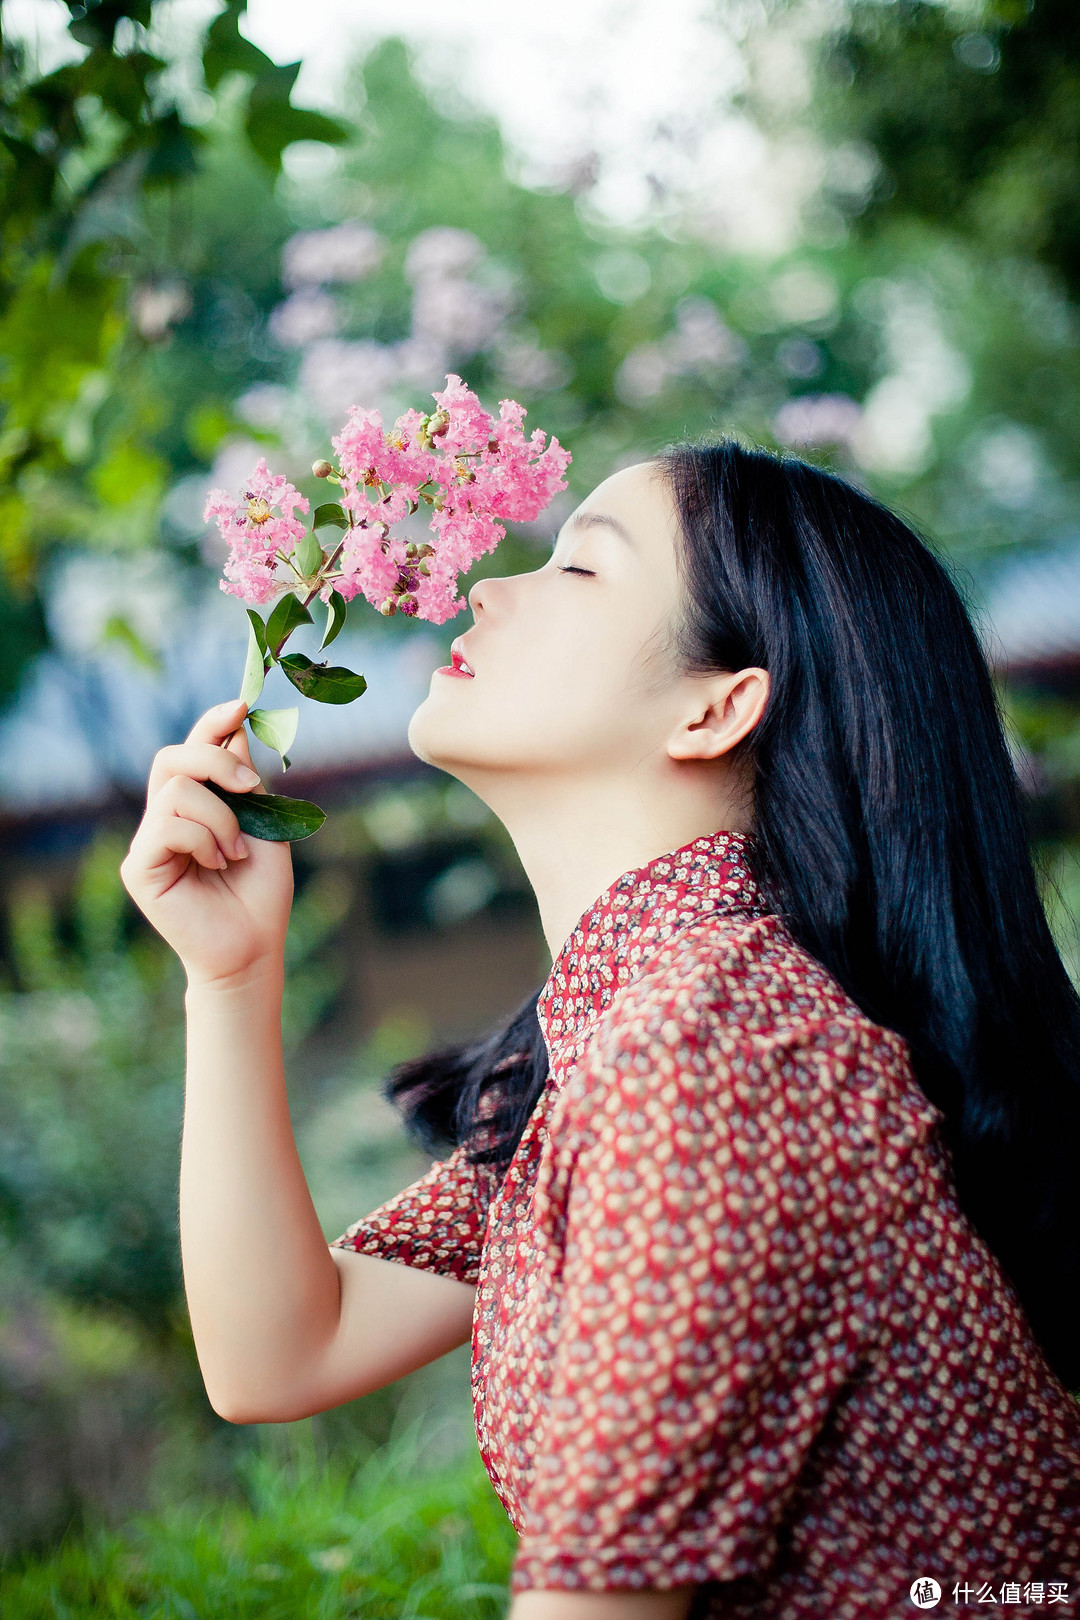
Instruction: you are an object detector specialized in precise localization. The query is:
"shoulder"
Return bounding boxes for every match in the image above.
[561,911,942,1172]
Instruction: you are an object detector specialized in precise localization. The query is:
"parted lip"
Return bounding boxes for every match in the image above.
[450,636,476,675]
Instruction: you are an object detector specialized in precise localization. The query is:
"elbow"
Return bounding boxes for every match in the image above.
[205,1384,263,1425]
[204,1379,319,1426]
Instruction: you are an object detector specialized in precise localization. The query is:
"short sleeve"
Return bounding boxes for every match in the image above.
[330,1141,492,1285]
[510,999,896,1595]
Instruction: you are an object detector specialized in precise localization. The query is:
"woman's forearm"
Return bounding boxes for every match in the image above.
[180,962,340,1421]
[509,1588,696,1620]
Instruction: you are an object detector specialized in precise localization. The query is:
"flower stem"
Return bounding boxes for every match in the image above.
[222,514,353,751]
[300,537,347,613]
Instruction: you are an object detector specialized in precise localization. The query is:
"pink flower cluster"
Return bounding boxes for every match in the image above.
[329,375,571,623]
[204,375,570,625]
[205,458,310,606]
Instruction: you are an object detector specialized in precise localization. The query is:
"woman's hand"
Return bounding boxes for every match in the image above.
[120,698,294,989]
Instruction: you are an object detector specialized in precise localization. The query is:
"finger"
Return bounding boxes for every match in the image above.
[187,700,267,793]
[186,698,250,748]
[132,813,229,875]
[220,722,264,786]
[156,776,250,860]
[147,739,262,808]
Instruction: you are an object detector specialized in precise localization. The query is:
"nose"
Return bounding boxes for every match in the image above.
[467,573,505,616]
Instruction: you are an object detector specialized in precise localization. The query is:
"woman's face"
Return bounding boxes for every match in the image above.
[407,459,695,790]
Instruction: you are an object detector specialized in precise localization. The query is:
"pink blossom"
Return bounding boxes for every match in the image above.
[210,376,571,623]
[334,525,400,607]
[431,373,494,453]
[204,457,309,606]
[331,406,387,485]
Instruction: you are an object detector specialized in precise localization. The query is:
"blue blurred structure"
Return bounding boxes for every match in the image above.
[979,538,1080,692]
[0,559,438,821]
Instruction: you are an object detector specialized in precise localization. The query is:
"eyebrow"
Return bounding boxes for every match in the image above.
[564,511,637,547]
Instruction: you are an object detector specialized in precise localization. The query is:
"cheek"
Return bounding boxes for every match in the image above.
[501,617,657,758]
[410,589,671,770]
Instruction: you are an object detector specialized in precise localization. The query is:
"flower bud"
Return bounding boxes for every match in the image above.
[312,459,334,479]
[417,561,431,576]
[398,594,419,616]
[428,409,450,438]
[378,597,397,616]
[487,437,500,454]
[405,542,419,559]
[418,543,436,558]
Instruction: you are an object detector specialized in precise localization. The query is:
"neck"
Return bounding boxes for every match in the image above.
[476,768,753,962]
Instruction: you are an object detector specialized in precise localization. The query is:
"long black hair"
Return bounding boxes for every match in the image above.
[384,438,1080,1391]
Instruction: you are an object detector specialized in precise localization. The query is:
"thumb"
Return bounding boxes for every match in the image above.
[222,714,268,792]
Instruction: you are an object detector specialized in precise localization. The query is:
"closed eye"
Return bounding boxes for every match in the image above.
[558,565,594,576]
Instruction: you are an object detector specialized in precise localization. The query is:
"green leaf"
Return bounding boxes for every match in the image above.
[265,593,312,656]
[202,0,274,92]
[143,109,204,187]
[247,706,299,768]
[246,608,269,663]
[69,1,153,48]
[313,502,349,531]
[239,619,266,708]
[205,783,325,842]
[320,590,347,651]
[245,62,348,173]
[279,654,367,705]
[294,528,323,578]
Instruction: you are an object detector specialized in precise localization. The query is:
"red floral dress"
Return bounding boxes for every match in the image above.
[332,828,1080,1618]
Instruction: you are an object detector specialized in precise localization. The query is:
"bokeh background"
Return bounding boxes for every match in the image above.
[1,0,1079,1611]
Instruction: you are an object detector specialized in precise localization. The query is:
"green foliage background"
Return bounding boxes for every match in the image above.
[1,0,1080,1604]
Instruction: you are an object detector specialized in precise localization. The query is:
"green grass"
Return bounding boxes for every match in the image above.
[0,1421,518,1619]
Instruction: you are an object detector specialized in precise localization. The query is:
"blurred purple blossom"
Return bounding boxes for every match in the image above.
[282,222,385,287]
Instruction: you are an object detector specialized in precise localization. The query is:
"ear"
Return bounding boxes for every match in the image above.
[666,667,770,762]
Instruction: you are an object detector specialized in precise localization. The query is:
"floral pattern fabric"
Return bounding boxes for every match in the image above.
[332,829,1080,1618]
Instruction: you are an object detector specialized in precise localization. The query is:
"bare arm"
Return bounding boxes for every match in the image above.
[122,699,475,1424]
[181,965,476,1422]
[509,1589,696,1620]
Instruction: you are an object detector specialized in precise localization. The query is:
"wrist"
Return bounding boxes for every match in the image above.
[184,957,285,1001]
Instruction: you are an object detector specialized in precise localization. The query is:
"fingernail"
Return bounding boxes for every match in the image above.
[236,766,260,786]
[233,835,249,858]
[217,699,242,714]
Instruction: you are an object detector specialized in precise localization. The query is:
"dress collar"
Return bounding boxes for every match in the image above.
[536,827,769,1078]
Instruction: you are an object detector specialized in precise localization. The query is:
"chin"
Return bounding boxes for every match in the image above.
[406,696,439,766]
[406,691,475,771]
[408,693,515,783]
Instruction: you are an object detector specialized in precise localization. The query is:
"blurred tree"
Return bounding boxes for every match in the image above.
[0,828,352,1331]
[0,0,346,705]
[819,0,1080,299]
[801,0,1080,854]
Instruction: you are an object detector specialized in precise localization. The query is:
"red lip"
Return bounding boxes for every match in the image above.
[435,638,475,680]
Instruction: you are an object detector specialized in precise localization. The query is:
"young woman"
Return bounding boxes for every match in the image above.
[121,441,1080,1619]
